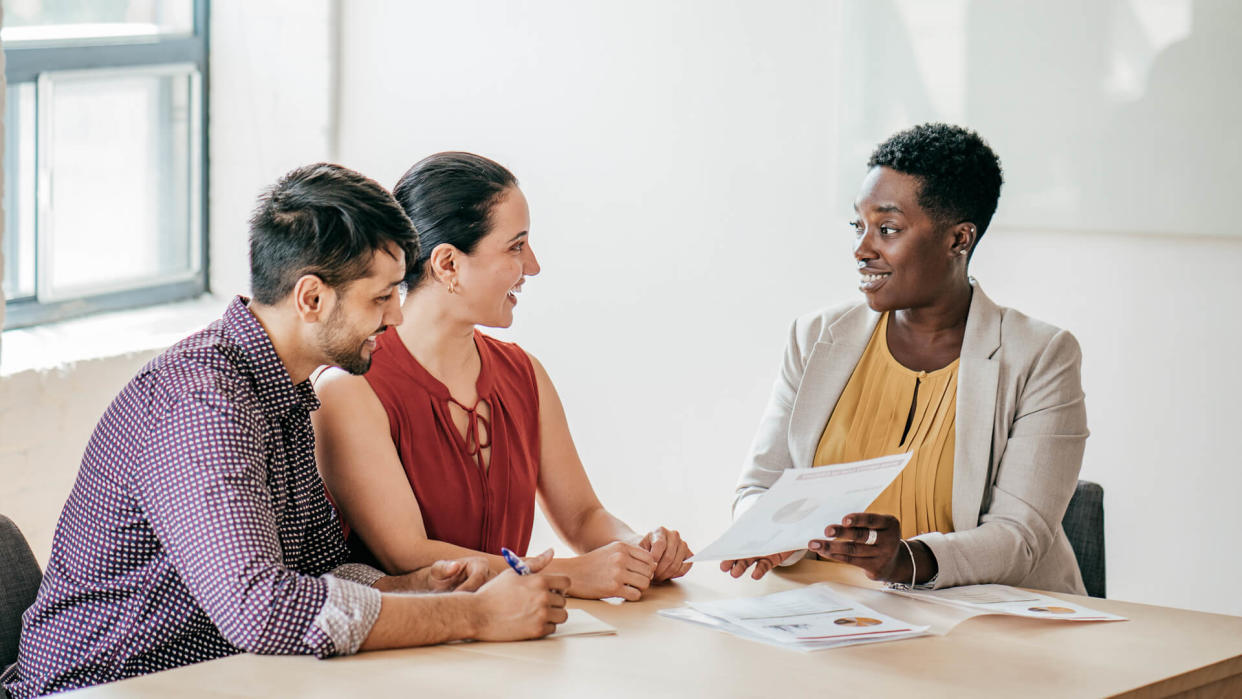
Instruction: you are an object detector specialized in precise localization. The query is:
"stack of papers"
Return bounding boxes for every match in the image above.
[660,584,928,651]
[885,584,1127,622]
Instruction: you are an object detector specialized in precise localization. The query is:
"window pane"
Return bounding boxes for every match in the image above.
[41,66,199,300]
[1,0,193,45]
[3,83,37,301]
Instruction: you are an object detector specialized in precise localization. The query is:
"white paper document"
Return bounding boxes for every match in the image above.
[548,609,617,638]
[689,453,912,562]
[885,584,1128,622]
[660,584,928,651]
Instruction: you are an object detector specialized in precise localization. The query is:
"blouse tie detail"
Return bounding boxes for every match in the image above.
[447,397,492,458]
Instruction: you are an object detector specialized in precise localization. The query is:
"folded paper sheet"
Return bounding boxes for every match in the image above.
[690,453,912,562]
[548,609,618,638]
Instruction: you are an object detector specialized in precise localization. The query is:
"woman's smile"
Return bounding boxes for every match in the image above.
[859,270,891,292]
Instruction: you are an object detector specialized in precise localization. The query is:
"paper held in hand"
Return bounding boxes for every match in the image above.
[689,452,912,562]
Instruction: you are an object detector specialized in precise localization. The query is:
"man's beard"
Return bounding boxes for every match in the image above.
[318,305,375,376]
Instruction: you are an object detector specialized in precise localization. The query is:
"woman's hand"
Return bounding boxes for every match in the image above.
[720,550,799,580]
[637,527,694,582]
[559,541,657,600]
[808,512,903,581]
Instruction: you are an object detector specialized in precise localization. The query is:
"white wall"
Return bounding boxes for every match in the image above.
[336,0,843,556]
[207,0,337,298]
[335,0,1242,616]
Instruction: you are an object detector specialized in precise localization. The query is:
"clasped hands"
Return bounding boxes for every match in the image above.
[554,526,694,600]
[720,513,907,582]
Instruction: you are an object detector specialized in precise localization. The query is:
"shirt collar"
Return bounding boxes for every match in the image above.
[221,296,322,419]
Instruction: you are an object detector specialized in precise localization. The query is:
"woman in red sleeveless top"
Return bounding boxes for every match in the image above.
[313,152,693,600]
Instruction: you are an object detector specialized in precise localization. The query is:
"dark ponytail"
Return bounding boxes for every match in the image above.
[393,152,518,287]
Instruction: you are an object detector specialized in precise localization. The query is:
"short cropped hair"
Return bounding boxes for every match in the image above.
[868,123,1004,242]
[248,163,419,305]
[392,152,518,288]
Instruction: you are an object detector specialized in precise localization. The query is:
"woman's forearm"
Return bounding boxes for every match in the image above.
[564,506,638,554]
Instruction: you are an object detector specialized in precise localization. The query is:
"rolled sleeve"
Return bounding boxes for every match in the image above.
[312,575,382,656]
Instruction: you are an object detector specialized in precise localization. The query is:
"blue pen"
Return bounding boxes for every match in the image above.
[500,547,531,575]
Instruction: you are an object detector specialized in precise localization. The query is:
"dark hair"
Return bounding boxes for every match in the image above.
[248,163,419,305]
[392,152,518,287]
[867,123,1004,244]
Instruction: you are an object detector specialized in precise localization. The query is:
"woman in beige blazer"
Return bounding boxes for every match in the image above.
[725,124,1088,594]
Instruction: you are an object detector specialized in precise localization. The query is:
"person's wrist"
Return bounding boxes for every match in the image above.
[461,592,486,640]
[883,543,910,584]
[910,539,939,584]
[372,571,421,593]
[544,557,580,595]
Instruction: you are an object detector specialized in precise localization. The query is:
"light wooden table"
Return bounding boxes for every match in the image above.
[66,561,1242,698]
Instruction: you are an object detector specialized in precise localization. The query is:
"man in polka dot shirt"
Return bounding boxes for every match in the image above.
[4,164,569,697]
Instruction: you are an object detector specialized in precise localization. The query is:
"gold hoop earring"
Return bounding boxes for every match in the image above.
[447,279,459,294]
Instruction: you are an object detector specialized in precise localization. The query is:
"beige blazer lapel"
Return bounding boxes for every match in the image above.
[952,281,1002,530]
[787,303,878,469]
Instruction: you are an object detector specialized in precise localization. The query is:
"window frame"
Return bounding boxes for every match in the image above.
[2,0,210,330]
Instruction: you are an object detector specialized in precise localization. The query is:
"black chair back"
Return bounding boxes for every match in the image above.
[1061,481,1105,598]
[1,515,42,676]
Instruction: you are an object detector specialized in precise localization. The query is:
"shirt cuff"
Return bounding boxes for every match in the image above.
[311,574,382,656]
[330,562,386,587]
[911,531,954,589]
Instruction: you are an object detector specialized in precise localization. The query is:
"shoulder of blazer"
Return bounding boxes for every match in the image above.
[792,300,875,351]
[970,281,1080,367]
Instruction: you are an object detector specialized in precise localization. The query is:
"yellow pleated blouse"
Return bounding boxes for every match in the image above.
[813,312,957,539]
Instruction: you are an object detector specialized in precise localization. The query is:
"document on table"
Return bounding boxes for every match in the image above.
[689,453,912,562]
[659,584,928,651]
[885,584,1128,622]
[548,609,617,638]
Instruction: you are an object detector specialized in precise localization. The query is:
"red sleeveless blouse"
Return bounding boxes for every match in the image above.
[359,327,541,559]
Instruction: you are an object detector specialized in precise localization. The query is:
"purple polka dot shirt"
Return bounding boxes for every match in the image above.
[5,298,383,698]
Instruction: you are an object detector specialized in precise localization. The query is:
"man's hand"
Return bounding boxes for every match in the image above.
[375,556,494,593]
[470,549,570,641]
[637,527,694,582]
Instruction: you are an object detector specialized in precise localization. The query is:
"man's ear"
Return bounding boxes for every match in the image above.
[291,274,332,322]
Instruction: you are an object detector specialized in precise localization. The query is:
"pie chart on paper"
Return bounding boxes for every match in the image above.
[771,498,817,524]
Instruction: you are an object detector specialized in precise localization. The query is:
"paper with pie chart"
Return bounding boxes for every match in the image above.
[675,584,929,650]
[885,584,1128,622]
[689,452,912,562]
